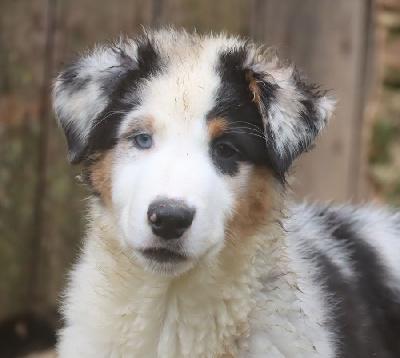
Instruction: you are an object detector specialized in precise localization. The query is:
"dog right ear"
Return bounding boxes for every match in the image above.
[53,38,160,164]
[53,45,129,164]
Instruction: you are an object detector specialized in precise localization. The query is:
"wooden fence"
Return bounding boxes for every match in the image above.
[0,0,375,353]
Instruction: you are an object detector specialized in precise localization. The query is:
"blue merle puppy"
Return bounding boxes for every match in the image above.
[53,28,400,357]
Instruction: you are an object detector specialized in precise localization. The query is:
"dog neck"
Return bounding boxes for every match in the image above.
[65,200,305,357]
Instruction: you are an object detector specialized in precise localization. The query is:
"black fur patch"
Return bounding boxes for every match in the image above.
[208,48,278,177]
[310,209,400,357]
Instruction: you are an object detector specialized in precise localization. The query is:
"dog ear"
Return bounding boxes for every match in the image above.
[53,45,129,164]
[247,53,335,175]
[53,38,159,164]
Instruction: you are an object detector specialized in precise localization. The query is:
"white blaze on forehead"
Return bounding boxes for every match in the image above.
[134,35,244,127]
[141,48,221,123]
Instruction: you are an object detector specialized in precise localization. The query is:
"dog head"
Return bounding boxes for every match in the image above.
[53,29,334,275]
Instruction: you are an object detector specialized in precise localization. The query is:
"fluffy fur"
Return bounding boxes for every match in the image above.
[53,28,400,357]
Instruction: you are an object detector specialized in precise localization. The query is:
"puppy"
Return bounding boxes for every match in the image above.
[53,28,400,357]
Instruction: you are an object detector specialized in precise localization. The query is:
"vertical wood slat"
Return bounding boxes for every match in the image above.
[29,0,58,314]
[251,0,373,203]
[155,0,252,36]
[353,0,376,202]
[0,0,49,319]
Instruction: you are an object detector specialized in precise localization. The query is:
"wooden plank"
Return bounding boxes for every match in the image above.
[351,0,375,202]
[0,0,49,320]
[251,0,373,203]
[155,0,251,36]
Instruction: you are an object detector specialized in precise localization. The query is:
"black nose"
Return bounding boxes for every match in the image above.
[147,199,195,240]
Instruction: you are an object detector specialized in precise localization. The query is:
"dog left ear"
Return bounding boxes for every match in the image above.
[247,56,335,175]
[53,36,160,165]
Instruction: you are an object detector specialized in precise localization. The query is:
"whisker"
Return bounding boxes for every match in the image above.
[225,225,247,252]
[231,121,265,132]
[224,130,266,140]
[226,127,265,138]
[91,110,129,130]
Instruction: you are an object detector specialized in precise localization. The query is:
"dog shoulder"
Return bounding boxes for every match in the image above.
[286,203,400,356]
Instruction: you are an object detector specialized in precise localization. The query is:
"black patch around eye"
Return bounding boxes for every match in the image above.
[215,143,237,159]
[211,140,240,175]
[207,48,278,178]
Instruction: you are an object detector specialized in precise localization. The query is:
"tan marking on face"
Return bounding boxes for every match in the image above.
[122,116,155,136]
[225,167,281,246]
[247,70,263,115]
[207,117,227,140]
[90,150,114,208]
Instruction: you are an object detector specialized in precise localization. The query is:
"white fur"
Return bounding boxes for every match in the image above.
[58,203,337,358]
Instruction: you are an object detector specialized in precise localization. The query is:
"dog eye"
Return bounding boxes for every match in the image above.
[134,134,152,149]
[214,143,237,159]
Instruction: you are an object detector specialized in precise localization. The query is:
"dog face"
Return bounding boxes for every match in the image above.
[54,29,334,275]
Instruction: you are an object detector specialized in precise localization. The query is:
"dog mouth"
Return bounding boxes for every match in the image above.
[141,247,188,263]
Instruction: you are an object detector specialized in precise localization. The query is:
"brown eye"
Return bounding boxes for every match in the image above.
[214,143,237,159]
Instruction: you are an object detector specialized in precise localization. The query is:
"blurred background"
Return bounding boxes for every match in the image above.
[1,0,400,356]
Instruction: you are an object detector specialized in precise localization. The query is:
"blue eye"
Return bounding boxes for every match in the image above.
[134,134,152,149]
